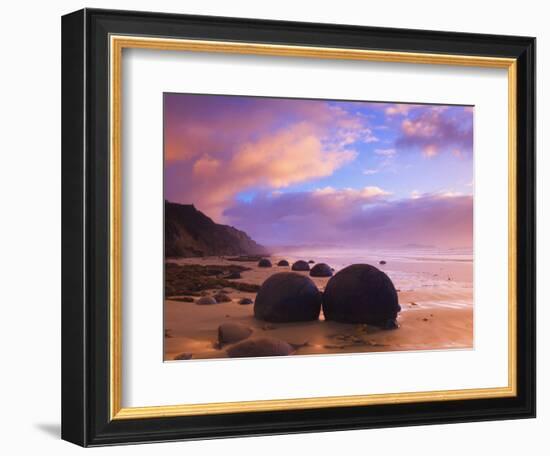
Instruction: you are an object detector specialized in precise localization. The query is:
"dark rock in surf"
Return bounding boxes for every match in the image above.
[254,272,322,322]
[309,263,333,278]
[277,259,289,267]
[258,258,272,268]
[291,260,310,271]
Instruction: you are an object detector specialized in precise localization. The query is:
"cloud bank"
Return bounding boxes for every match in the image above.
[224,190,472,249]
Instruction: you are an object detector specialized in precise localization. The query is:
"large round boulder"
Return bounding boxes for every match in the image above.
[226,337,294,357]
[254,272,322,322]
[277,259,289,267]
[291,260,310,271]
[309,263,333,277]
[322,264,400,327]
[258,258,272,268]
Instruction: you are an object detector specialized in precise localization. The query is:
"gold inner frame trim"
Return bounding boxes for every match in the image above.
[109,35,518,421]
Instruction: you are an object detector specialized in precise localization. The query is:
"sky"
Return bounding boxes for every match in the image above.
[164,93,473,249]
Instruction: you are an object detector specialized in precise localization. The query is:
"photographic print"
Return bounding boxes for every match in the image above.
[163,93,474,361]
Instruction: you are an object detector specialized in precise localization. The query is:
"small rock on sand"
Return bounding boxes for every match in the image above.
[225,271,242,279]
[196,296,217,305]
[239,298,253,305]
[308,260,315,264]
[258,258,272,268]
[218,322,253,345]
[171,296,194,302]
[226,337,294,358]
[277,259,289,266]
[291,260,310,271]
[379,260,387,265]
[173,352,192,360]
[382,319,400,329]
[213,292,232,303]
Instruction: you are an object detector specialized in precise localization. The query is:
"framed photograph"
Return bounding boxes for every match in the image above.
[61,8,536,446]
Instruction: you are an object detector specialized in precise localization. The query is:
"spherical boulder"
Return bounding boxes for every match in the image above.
[379,260,387,265]
[226,337,294,358]
[195,296,217,305]
[258,258,272,268]
[277,259,289,267]
[291,260,310,271]
[254,272,322,322]
[322,264,400,327]
[218,323,253,345]
[308,260,315,264]
[309,263,333,277]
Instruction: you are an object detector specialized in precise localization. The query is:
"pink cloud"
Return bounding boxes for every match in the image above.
[230,122,357,188]
[165,95,369,219]
[396,106,473,158]
[192,155,221,177]
[385,104,414,116]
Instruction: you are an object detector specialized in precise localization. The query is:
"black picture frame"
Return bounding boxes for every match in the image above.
[62,8,536,447]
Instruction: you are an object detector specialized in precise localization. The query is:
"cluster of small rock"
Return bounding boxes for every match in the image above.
[173,260,400,360]
[264,257,334,277]
[214,322,294,357]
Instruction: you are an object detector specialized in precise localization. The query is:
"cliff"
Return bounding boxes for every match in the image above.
[165,201,267,258]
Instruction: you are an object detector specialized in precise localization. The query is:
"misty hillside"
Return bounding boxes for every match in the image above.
[165,201,267,258]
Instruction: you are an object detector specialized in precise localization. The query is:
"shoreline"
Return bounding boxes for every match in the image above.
[164,254,473,361]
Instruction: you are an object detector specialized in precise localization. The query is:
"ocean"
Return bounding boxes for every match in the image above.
[272,247,474,310]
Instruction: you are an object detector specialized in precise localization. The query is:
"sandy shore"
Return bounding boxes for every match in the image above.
[164,255,473,361]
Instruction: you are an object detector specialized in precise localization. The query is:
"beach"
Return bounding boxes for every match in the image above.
[164,249,473,361]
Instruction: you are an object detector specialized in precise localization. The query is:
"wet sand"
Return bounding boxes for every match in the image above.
[164,255,473,361]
